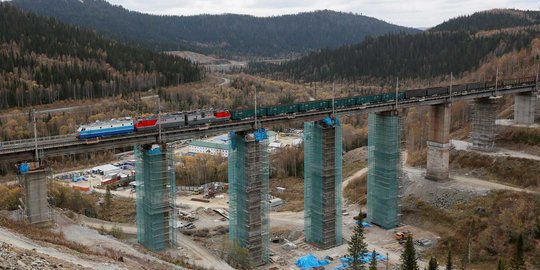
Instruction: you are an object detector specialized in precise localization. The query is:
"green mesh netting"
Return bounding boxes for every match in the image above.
[367,113,400,229]
[304,118,343,249]
[135,144,176,251]
[228,131,269,266]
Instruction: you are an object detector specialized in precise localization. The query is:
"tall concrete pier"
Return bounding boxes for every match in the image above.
[228,129,270,267]
[367,111,401,229]
[471,97,498,151]
[514,92,536,125]
[303,118,343,249]
[426,104,451,181]
[18,166,51,224]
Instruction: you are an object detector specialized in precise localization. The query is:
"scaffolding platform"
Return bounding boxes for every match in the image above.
[228,128,270,267]
[135,144,176,251]
[303,117,343,249]
[367,112,401,229]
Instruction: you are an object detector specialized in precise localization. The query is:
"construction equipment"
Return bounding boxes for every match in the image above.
[395,231,412,243]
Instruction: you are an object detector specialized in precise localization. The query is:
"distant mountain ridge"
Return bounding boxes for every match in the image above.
[11,0,420,57]
[250,8,540,82]
[0,3,201,109]
[431,9,540,32]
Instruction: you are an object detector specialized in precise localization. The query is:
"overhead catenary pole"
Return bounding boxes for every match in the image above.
[254,86,258,129]
[536,63,540,92]
[395,77,399,109]
[495,66,499,97]
[449,72,453,104]
[33,109,39,163]
[158,97,162,142]
[332,83,335,117]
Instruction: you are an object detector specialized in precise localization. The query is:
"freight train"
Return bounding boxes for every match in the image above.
[76,76,537,139]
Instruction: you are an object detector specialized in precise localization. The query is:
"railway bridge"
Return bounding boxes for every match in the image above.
[3,79,538,267]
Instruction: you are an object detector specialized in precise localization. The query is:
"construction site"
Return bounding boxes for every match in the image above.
[2,97,540,270]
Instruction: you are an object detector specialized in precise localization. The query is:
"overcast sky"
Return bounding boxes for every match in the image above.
[104,0,540,28]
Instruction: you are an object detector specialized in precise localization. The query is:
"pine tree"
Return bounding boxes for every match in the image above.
[509,234,526,270]
[102,185,112,219]
[369,250,377,270]
[428,257,438,270]
[497,257,505,270]
[348,211,368,270]
[446,250,453,270]
[400,235,419,270]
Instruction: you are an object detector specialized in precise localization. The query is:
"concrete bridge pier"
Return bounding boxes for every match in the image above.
[134,143,176,251]
[17,164,51,224]
[426,103,451,181]
[471,97,498,152]
[303,118,343,249]
[228,129,270,267]
[367,111,401,229]
[514,92,537,125]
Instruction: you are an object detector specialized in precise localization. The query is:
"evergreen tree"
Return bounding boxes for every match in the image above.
[369,249,377,270]
[428,257,438,270]
[446,250,453,270]
[348,211,368,270]
[509,234,526,270]
[497,257,506,270]
[400,235,419,270]
[102,185,112,219]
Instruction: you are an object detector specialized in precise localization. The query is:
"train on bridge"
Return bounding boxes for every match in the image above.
[76,76,537,139]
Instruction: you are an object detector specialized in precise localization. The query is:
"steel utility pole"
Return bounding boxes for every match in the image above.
[158,97,162,142]
[33,109,39,163]
[332,83,335,117]
[395,77,399,109]
[254,86,258,129]
[449,72,453,104]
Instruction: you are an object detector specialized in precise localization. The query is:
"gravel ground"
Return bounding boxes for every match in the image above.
[0,242,75,270]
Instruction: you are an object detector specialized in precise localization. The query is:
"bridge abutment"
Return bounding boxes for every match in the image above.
[471,97,498,152]
[367,111,401,229]
[135,143,176,251]
[426,103,451,181]
[228,129,270,267]
[514,92,537,125]
[303,117,343,249]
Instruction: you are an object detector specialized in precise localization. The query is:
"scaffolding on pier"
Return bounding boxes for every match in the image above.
[135,144,176,251]
[367,112,402,229]
[303,117,343,249]
[228,129,270,267]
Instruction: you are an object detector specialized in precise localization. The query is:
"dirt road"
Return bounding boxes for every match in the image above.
[342,167,368,191]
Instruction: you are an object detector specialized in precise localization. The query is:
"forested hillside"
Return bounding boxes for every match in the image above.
[251,9,540,82]
[0,4,202,109]
[11,0,420,57]
[431,9,540,32]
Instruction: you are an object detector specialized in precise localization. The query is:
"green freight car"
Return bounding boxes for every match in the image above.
[333,97,357,107]
[231,108,267,120]
[298,100,330,112]
[266,104,298,116]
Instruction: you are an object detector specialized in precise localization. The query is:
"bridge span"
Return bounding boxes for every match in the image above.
[0,83,536,162]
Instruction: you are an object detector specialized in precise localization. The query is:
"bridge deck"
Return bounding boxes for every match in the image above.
[0,84,536,162]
